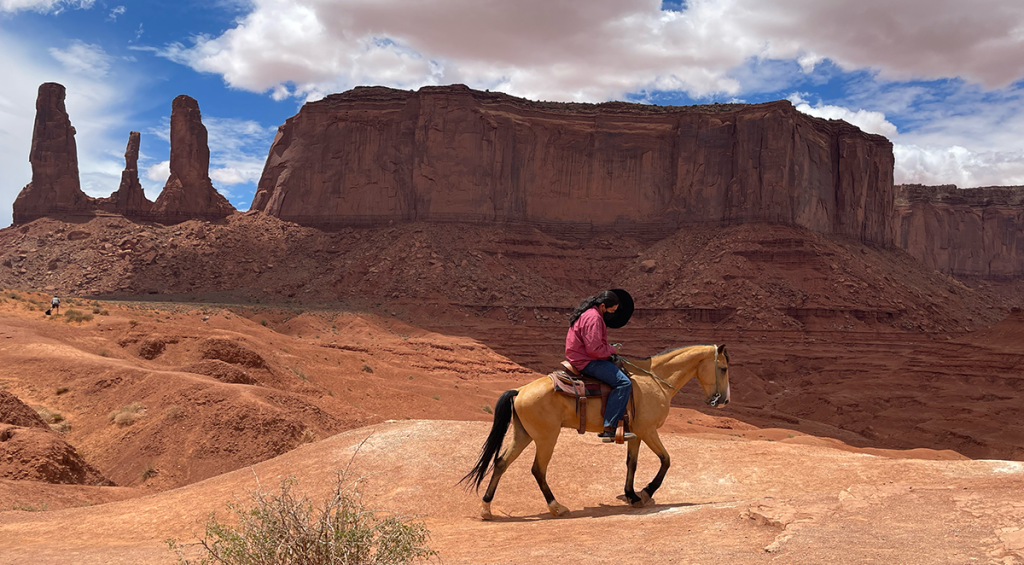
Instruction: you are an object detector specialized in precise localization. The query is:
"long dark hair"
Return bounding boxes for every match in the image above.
[568,290,619,327]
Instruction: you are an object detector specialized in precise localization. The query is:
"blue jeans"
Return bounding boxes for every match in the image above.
[582,360,632,429]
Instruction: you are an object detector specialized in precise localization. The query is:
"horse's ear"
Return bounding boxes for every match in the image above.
[717,344,729,362]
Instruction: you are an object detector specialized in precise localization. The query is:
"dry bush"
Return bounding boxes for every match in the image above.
[167,474,435,565]
[164,405,183,421]
[64,310,94,323]
[34,406,64,424]
[110,402,146,426]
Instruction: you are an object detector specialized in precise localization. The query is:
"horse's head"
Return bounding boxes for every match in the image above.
[697,344,730,408]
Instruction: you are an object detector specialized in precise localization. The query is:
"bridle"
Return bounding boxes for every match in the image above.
[619,345,727,407]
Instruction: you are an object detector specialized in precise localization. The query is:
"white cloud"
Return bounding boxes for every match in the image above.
[158,0,1024,104]
[0,0,93,13]
[144,159,170,181]
[107,5,124,21]
[892,88,1024,187]
[49,40,112,76]
[142,116,273,196]
[789,93,899,137]
[789,88,1024,188]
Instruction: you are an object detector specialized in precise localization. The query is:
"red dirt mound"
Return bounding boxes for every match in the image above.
[0,390,49,429]
[0,425,110,486]
[181,360,257,384]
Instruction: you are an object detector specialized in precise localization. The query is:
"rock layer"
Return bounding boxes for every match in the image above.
[150,95,234,223]
[895,184,1024,279]
[12,83,91,224]
[251,85,895,245]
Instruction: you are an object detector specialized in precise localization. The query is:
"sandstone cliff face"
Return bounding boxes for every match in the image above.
[251,85,895,245]
[150,95,235,223]
[896,184,1024,278]
[97,131,153,217]
[12,83,91,224]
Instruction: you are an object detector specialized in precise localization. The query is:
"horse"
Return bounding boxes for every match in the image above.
[462,344,730,519]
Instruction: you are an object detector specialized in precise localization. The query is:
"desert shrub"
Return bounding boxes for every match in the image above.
[361,364,374,374]
[164,405,183,421]
[34,406,64,424]
[55,386,70,395]
[110,402,146,426]
[141,464,157,482]
[297,428,317,445]
[482,405,493,414]
[8,292,20,300]
[167,475,435,565]
[64,310,94,323]
[92,306,101,314]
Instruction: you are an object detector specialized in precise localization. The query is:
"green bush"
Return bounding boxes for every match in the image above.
[167,475,435,565]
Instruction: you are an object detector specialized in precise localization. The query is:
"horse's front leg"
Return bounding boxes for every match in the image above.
[623,437,643,506]
[638,430,670,505]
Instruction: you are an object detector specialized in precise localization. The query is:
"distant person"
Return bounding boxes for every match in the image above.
[51,295,60,315]
[565,290,635,442]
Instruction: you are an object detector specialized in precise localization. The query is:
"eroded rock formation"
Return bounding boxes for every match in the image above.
[96,131,153,217]
[251,85,895,245]
[150,95,234,223]
[11,85,236,226]
[895,184,1024,278]
[12,83,91,224]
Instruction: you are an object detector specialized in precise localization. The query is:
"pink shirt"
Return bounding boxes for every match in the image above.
[565,307,617,371]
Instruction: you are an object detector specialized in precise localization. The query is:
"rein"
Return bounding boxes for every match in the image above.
[621,345,726,406]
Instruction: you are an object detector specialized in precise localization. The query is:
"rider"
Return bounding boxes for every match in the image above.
[565,290,636,442]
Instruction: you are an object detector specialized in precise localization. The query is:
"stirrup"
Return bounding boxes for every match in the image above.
[602,431,636,443]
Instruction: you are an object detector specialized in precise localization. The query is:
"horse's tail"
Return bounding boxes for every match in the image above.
[460,389,518,491]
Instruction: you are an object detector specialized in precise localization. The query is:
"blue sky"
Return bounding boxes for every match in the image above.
[1,0,1023,228]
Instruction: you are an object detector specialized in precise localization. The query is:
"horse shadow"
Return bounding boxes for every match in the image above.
[485,499,721,522]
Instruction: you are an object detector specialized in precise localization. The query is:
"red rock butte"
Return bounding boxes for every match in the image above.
[250,84,896,245]
[895,183,1024,279]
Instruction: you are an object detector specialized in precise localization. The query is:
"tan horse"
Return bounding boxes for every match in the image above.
[462,344,730,519]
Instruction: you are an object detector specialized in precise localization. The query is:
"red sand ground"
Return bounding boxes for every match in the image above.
[2,215,1024,563]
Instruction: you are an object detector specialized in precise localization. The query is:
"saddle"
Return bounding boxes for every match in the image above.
[549,360,631,442]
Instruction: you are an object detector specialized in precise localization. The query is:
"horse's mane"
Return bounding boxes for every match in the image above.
[640,344,729,362]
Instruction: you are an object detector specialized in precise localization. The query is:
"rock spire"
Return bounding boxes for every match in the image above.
[12,83,91,224]
[150,95,235,223]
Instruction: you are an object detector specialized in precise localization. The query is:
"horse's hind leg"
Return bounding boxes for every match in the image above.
[481,414,532,520]
[531,435,570,517]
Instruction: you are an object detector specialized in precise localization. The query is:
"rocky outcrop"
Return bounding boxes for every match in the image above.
[150,95,234,223]
[11,84,236,226]
[251,85,895,245]
[96,131,153,218]
[108,131,152,216]
[12,83,91,224]
[895,184,1024,279]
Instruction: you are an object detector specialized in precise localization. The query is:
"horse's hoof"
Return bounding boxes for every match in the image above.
[548,501,571,517]
[480,502,493,521]
[640,490,655,506]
